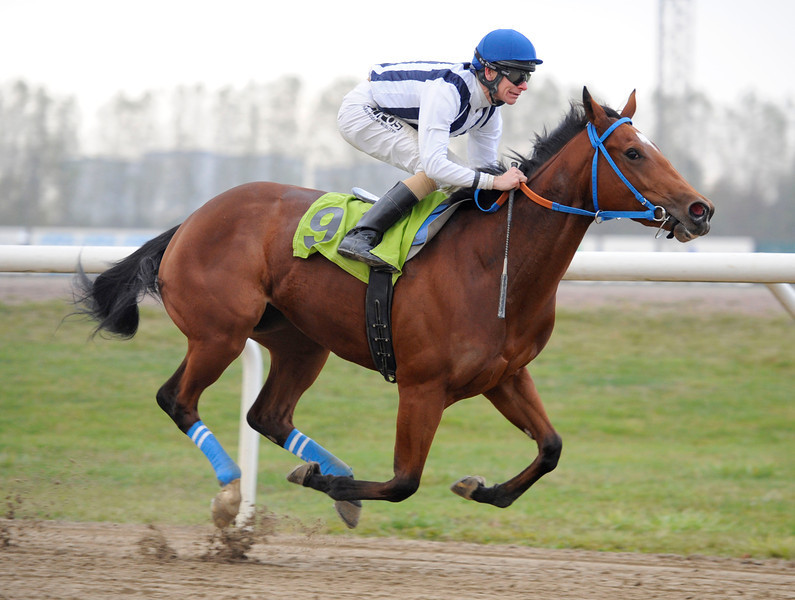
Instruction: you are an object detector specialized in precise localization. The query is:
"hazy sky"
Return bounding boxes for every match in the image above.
[2,0,793,111]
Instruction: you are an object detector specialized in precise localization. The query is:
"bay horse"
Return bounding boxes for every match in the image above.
[75,88,713,529]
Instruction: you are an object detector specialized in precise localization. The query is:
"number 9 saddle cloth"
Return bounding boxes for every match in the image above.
[292,190,456,283]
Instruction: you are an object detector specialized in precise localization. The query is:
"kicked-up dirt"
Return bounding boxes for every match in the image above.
[1,519,793,600]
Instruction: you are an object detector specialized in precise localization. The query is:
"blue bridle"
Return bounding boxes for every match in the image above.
[476,117,668,223]
[586,117,666,222]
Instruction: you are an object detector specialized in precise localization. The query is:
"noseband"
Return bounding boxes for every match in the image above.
[477,117,668,223]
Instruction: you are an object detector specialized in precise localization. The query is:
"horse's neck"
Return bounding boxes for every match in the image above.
[507,152,593,304]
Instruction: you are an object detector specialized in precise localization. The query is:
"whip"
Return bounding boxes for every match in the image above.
[497,162,518,319]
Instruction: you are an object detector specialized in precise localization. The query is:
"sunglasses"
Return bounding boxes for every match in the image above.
[498,67,532,86]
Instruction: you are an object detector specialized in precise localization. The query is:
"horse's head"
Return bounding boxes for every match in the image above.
[582,87,714,242]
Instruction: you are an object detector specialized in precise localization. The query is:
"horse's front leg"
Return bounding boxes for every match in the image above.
[290,382,446,504]
[452,367,562,508]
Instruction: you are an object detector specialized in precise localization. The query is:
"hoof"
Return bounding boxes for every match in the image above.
[211,478,241,528]
[450,475,486,500]
[334,500,362,529]
[286,462,319,486]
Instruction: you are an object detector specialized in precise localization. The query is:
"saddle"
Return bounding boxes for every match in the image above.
[293,189,469,382]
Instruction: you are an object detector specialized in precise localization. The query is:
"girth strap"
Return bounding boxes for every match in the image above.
[365,268,397,383]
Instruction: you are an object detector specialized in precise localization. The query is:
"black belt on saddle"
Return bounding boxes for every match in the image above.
[365,268,397,383]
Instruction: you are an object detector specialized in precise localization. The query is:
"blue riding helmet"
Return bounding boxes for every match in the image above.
[472,29,543,72]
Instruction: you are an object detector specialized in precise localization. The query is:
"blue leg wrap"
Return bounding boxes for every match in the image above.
[187,421,242,486]
[284,429,353,477]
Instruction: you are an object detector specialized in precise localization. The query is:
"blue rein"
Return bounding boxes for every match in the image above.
[476,117,667,223]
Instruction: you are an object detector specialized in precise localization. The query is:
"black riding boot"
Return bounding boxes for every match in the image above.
[337,182,420,273]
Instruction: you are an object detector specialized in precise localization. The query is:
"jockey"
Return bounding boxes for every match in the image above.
[336,28,542,272]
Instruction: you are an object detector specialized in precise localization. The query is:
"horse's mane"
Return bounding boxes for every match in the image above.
[449,100,620,203]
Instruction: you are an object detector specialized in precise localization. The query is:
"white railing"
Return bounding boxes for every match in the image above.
[3,245,794,318]
[2,245,794,283]
[2,245,794,524]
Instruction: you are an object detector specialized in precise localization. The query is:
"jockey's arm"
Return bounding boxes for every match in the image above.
[417,84,525,191]
[417,84,495,190]
[467,111,525,191]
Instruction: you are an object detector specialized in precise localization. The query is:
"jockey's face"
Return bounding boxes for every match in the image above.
[485,68,529,106]
[494,75,528,105]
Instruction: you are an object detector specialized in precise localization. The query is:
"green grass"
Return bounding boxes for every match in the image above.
[1,292,792,559]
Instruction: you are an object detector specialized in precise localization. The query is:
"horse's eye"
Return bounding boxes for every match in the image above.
[625,148,641,160]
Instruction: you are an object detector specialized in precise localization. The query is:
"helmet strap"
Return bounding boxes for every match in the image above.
[477,71,504,106]
[474,49,505,106]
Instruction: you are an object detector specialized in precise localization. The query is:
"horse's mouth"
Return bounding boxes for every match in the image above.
[665,218,711,242]
[666,218,693,242]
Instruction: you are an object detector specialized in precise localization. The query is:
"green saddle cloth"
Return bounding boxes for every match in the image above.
[292,191,448,283]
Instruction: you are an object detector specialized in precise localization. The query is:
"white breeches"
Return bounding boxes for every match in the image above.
[337,81,466,176]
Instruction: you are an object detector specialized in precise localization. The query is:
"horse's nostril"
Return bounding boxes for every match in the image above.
[690,202,709,221]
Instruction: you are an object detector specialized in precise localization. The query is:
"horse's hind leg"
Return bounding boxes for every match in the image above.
[249,324,361,527]
[452,367,563,508]
[156,336,248,527]
[292,381,447,505]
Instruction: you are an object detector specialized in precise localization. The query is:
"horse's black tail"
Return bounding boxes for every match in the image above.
[73,225,180,339]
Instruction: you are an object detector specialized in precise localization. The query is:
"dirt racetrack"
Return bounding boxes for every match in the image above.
[1,519,793,600]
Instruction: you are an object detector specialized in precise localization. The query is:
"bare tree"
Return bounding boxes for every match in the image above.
[0,80,79,227]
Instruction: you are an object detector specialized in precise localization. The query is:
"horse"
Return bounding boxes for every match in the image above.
[74,88,714,529]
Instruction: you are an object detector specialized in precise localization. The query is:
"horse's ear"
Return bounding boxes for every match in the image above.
[620,90,637,118]
[582,86,606,123]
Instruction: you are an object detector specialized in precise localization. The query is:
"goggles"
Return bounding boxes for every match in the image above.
[497,67,532,86]
[474,50,535,86]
